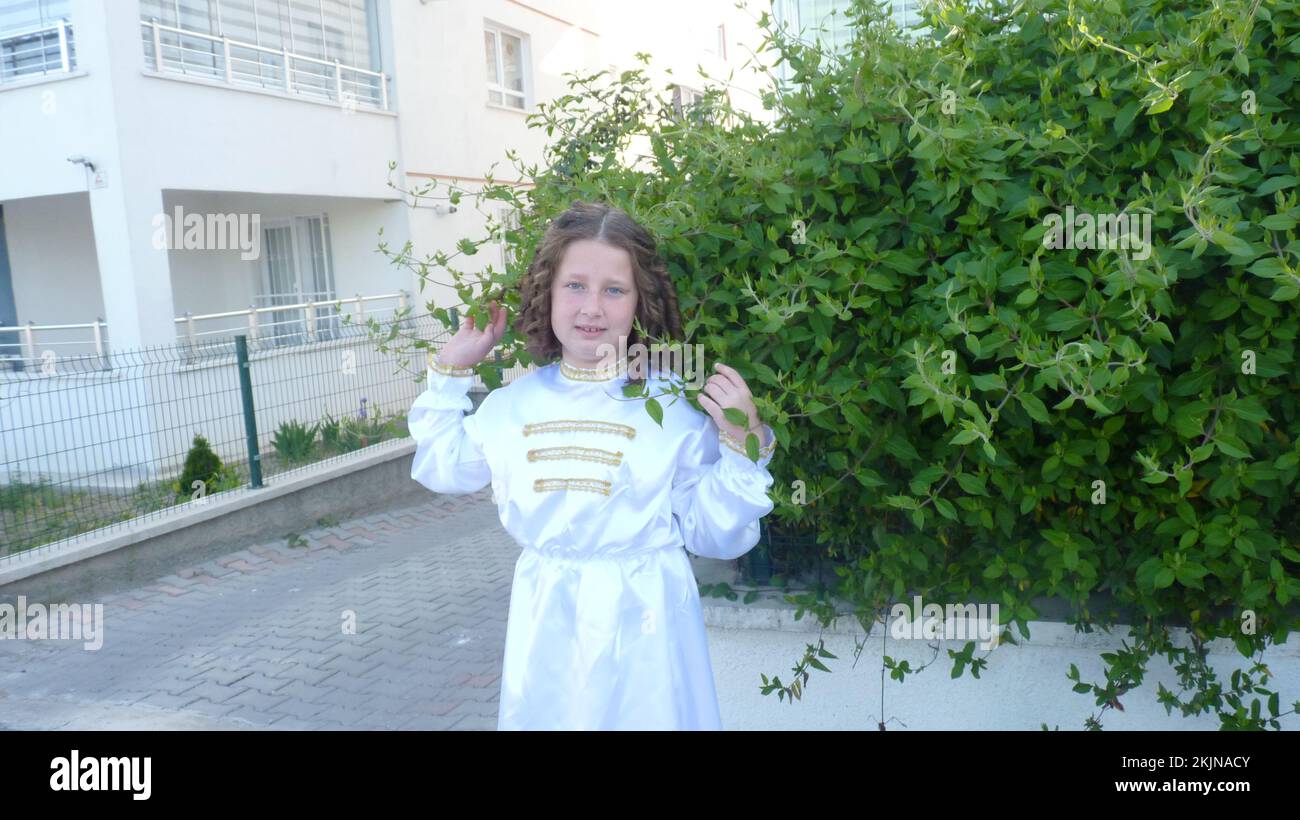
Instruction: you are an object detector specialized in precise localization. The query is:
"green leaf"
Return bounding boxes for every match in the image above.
[1260,213,1296,231]
[1146,95,1175,115]
[934,496,958,520]
[970,373,1005,391]
[950,428,982,445]
[1211,230,1256,258]
[1235,535,1257,558]
[972,181,998,207]
[862,273,897,291]
[1062,541,1079,570]
[722,406,748,427]
[646,396,664,427]
[1113,100,1140,136]
[1248,257,1287,279]
[1215,436,1250,459]
[1018,393,1050,423]
[954,471,988,495]
[1255,175,1298,196]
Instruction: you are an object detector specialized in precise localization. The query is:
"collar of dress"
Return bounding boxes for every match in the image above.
[558,356,631,382]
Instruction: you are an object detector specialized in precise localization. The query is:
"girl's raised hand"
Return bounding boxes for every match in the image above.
[697,362,770,447]
[436,301,507,368]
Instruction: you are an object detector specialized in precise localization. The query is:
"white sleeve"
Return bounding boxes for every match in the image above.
[669,413,777,560]
[407,362,492,496]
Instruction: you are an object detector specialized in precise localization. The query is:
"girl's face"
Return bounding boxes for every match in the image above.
[550,239,638,367]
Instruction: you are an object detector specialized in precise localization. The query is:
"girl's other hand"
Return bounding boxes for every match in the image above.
[436,301,507,368]
[698,362,770,447]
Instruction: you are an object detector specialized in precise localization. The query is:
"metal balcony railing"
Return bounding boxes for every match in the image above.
[0,292,413,372]
[140,18,389,111]
[0,19,75,85]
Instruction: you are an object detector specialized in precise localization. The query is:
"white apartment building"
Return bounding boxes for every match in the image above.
[0,0,777,366]
[0,0,777,491]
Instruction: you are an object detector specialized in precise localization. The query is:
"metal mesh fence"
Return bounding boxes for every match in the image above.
[0,310,532,560]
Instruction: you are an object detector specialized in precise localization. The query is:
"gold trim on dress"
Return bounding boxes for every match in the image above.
[429,353,476,377]
[533,477,612,495]
[558,357,629,382]
[523,419,637,439]
[527,446,624,466]
[720,428,776,458]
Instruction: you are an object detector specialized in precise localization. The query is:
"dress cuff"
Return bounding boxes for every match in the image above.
[426,351,477,392]
[718,424,776,468]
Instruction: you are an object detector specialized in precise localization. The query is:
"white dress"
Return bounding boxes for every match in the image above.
[407,356,777,730]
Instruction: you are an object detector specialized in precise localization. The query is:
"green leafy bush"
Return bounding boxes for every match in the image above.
[383,0,1299,728]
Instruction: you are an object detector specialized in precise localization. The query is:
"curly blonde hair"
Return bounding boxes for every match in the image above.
[513,200,685,383]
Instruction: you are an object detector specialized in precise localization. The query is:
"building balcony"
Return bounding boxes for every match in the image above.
[0,19,76,87]
[139,18,389,111]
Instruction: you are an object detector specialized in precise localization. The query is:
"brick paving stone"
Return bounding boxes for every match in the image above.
[0,491,513,731]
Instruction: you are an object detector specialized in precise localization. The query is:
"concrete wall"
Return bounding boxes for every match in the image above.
[706,607,1300,730]
[1,193,104,332]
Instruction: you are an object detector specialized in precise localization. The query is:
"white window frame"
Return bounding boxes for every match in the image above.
[484,21,528,111]
[671,84,705,118]
[702,23,726,59]
[497,206,522,272]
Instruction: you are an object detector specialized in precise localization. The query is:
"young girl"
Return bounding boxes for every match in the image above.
[407,200,777,730]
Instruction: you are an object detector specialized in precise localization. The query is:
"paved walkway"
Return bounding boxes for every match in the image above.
[0,488,514,730]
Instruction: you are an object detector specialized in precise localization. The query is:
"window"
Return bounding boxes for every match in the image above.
[257,214,340,346]
[770,0,857,88]
[139,0,382,103]
[671,84,705,119]
[138,0,374,65]
[484,23,526,110]
[0,0,75,83]
[0,0,72,36]
[770,0,928,63]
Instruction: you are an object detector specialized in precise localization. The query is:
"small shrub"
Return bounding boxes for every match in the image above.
[176,435,223,502]
[273,419,319,464]
[319,411,342,452]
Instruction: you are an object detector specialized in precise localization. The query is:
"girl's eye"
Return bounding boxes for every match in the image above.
[607,287,625,295]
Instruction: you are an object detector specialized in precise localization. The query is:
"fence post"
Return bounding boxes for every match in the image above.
[21,321,35,365]
[151,19,162,71]
[92,317,107,369]
[235,335,263,489]
[223,36,233,83]
[56,19,70,72]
